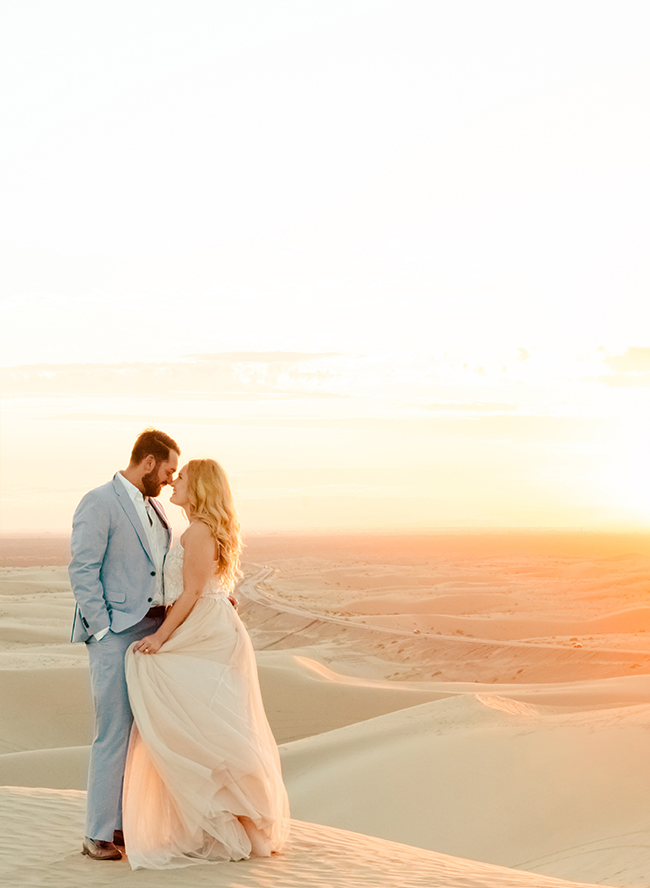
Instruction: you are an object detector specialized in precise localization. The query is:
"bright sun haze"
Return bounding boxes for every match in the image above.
[1,1,649,533]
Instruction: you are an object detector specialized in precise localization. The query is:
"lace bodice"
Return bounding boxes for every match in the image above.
[163,542,226,605]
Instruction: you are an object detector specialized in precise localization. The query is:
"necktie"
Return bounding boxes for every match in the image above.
[144,499,154,526]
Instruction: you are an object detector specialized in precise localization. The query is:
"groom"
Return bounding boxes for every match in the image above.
[69,428,180,860]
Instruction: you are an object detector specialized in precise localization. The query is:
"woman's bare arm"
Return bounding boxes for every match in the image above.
[133,521,216,654]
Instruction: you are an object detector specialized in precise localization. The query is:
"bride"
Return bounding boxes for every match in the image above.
[122,459,290,869]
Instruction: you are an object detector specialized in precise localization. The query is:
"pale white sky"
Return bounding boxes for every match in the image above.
[1,1,649,532]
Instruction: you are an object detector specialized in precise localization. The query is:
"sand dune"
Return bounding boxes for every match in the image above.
[0,668,92,753]
[0,650,448,758]
[5,658,650,791]
[287,654,650,708]
[348,606,650,641]
[3,532,650,886]
[243,595,650,684]
[346,591,518,614]
[0,747,90,791]
[281,693,650,884]
[0,786,601,888]
[255,650,448,741]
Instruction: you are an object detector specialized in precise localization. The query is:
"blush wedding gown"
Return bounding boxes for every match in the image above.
[122,542,290,869]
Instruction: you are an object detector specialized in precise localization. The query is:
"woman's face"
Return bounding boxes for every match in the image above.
[169,464,190,510]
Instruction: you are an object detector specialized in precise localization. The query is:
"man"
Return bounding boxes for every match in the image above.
[69,428,180,860]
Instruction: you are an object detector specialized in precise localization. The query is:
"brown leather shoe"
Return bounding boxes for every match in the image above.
[113,829,125,847]
[82,837,123,860]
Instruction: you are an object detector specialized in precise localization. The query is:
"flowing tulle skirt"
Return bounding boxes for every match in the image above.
[123,593,290,869]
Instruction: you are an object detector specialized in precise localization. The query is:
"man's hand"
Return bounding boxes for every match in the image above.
[132,633,164,655]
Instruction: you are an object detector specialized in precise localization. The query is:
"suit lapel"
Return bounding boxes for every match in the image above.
[112,475,155,563]
[149,497,172,550]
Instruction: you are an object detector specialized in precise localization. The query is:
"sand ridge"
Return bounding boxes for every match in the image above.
[0,787,601,888]
[2,532,650,885]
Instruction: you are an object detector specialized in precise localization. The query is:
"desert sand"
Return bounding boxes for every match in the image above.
[2,531,650,886]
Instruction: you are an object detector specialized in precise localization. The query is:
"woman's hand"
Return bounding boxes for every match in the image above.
[133,633,164,655]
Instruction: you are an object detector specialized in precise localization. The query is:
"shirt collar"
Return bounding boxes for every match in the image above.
[117,471,147,503]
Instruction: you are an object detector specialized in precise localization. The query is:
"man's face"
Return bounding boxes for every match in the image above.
[142,451,179,498]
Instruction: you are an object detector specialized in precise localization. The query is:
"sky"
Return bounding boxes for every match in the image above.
[1,0,650,534]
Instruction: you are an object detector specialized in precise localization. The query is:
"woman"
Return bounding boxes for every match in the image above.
[122,459,290,869]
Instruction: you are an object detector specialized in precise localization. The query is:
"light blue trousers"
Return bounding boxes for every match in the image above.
[85,614,163,841]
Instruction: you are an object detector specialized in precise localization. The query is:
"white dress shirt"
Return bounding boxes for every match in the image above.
[116,471,166,603]
[93,473,167,641]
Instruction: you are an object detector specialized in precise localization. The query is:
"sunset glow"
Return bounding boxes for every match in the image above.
[1,1,649,533]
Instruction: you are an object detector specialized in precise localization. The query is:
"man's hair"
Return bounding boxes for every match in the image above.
[130,428,180,466]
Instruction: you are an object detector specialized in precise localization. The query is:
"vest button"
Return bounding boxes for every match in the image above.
[150,571,156,576]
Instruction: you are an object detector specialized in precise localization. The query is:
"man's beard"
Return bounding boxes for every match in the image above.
[142,467,163,497]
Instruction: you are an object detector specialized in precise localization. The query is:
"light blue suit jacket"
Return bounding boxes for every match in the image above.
[69,474,172,643]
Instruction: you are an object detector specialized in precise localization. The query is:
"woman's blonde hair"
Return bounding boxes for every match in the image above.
[185,459,242,592]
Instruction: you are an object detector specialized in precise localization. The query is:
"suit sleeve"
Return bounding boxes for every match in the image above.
[68,491,111,637]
